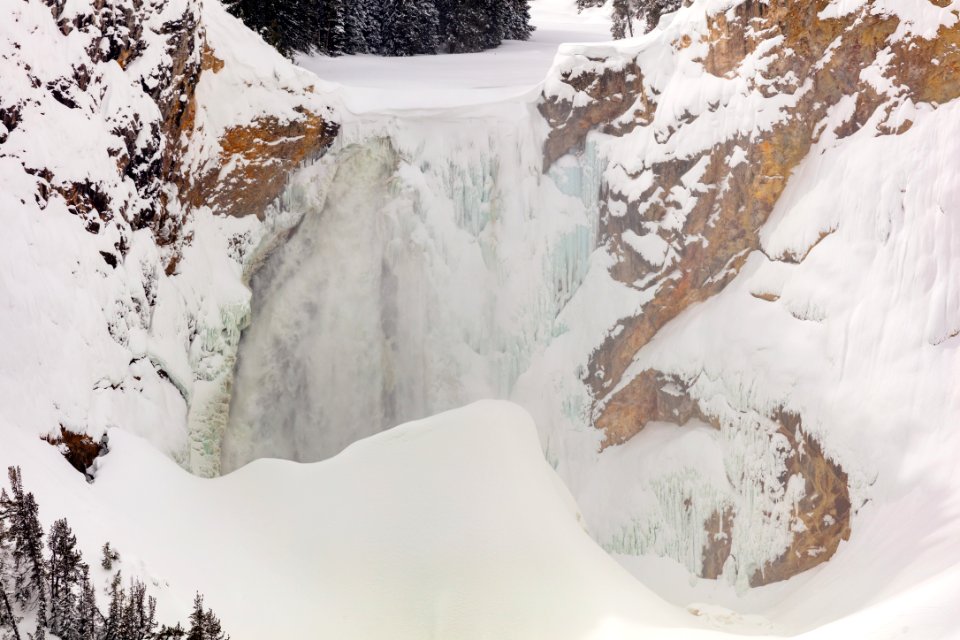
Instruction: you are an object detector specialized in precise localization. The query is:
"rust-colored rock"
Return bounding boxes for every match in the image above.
[179,110,338,219]
[585,3,904,402]
[539,59,651,170]
[536,0,960,586]
[598,369,851,585]
[174,41,338,222]
[43,426,103,475]
[750,410,852,587]
[702,506,735,580]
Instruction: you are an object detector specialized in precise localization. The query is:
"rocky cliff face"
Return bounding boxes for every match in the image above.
[4,0,336,247]
[540,0,960,586]
[1,0,338,473]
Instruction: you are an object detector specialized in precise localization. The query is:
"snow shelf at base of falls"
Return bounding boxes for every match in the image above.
[0,401,733,640]
[5,400,958,640]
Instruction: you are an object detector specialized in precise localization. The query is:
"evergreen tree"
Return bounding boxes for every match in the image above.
[100,543,119,572]
[48,519,82,638]
[226,0,323,57]
[227,0,533,57]
[381,0,440,56]
[610,0,682,38]
[343,0,382,54]
[576,0,606,10]
[501,0,534,41]
[610,0,636,39]
[436,0,533,53]
[155,623,186,639]
[314,0,348,56]
[75,565,98,640]
[102,572,124,640]
[0,521,22,640]
[0,468,229,640]
[435,0,487,52]
[118,579,156,640]
[0,468,47,637]
[185,594,227,640]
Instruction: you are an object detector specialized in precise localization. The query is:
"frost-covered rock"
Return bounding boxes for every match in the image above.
[536,0,960,589]
[0,0,338,475]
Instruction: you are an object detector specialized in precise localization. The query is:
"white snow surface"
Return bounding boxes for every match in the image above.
[295,0,613,111]
[0,401,734,640]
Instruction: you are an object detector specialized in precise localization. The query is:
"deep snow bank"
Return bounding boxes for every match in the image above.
[0,402,732,640]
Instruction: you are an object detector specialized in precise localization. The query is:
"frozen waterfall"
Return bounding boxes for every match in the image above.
[220,110,602,472]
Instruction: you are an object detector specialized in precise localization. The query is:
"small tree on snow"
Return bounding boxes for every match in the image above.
[186,593,227,640]
[101,542,119,571]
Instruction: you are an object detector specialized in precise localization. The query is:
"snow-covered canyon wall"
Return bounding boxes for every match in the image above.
[1,0,337,476]
[532,0,960,593]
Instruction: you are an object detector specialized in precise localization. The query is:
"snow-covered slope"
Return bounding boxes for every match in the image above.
[0,401,730,640]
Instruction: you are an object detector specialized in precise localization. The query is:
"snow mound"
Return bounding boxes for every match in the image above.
[0,401,734,640]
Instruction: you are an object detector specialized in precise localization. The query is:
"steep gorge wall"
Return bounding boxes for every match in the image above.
[0,0,338,473]
[539,0,960,586]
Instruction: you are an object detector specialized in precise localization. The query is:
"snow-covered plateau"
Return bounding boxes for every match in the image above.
[2,0,960,638]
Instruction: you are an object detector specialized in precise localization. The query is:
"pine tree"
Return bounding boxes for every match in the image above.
[610,0,636,39]
[576,0,606,11]
[226,0,322,57]
[186,593,204,640]
[0,468,229,640]
[48,519,82,638]
[610,0,682,38]
[501,0,534,41]
[117,579,156,640]
[155,623,186,639]
[314,0,348,56]
[435,0,531,53]
[100,542,119,571]
[185,593,227,640]
[381,0,440,56]
[201,606,226,640]
[76,565,98,640]
[343,0,382,54]
[0,468,47,638]
[102,572,124,640]
[0,521,22,640]
[436,0,486,52]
